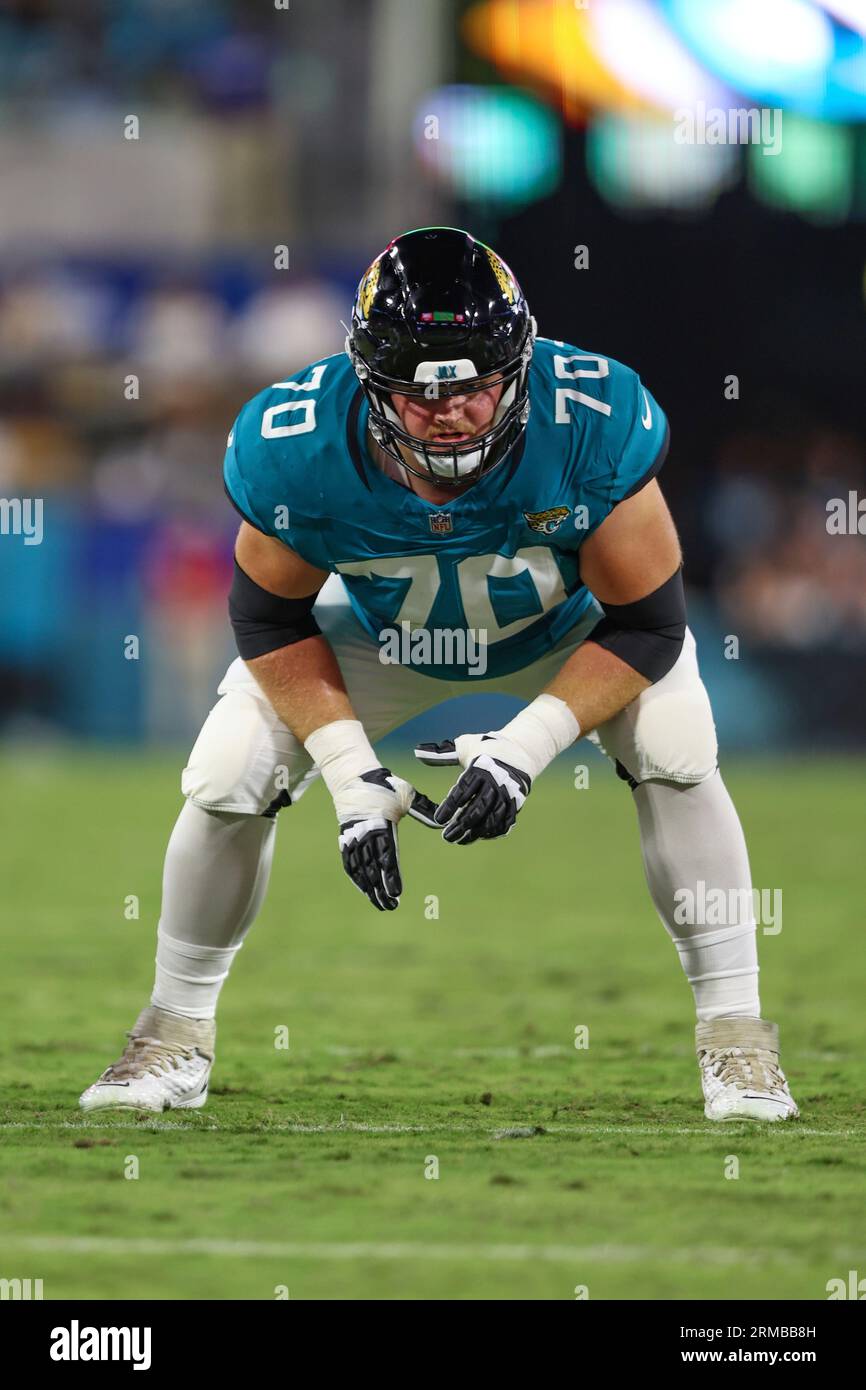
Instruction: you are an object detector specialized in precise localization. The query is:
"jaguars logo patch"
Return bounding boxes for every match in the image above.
[484,246,517,305]
[524,506,570,536]
[357,258,381,319]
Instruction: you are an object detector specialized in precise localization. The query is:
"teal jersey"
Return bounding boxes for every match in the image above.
[224,337,669,680]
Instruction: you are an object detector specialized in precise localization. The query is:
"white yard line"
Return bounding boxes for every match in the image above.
[320,1045,848,1062]
[4,1235,859,1265]
[0,1120,859,1137]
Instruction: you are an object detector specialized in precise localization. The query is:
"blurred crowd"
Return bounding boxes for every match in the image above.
[710,428,866,651]
[0,0,284,111]
[0,267,349,739]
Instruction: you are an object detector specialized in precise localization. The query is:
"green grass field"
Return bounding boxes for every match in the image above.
[1,749,863,1301]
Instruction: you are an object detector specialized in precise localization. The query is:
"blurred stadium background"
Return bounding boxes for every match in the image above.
[1,0,865,751]
[3,0,866,1308]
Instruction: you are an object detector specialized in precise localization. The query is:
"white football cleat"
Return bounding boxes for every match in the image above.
[696,1016,799,1122]
[79,1006,215,1114]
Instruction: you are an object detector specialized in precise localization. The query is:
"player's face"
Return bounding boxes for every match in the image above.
[390,378,504,448]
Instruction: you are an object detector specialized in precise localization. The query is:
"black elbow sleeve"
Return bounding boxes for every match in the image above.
[588,566,686,683]
[229,559,322,659]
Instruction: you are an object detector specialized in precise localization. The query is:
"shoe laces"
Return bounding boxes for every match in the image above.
[702,1044,786,1094]
[101,1034,197,1082]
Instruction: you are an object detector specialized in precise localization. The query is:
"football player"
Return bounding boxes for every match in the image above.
[80,228,798,1122]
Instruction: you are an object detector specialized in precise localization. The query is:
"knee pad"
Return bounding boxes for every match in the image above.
[630,684,719,786]
[182,689,315,815]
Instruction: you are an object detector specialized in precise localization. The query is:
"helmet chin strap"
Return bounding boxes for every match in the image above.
[428,445,483,480]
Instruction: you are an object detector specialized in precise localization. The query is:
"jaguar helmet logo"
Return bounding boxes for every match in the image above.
[484,246,517,305]
[357,258,382,320]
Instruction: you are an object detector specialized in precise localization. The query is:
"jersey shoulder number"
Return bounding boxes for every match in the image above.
[533,336,669,506]
[223,354,354,564]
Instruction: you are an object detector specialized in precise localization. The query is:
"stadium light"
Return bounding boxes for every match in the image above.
[413,85,561,208]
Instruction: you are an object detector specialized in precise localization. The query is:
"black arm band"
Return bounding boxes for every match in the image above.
[229,559,322,659]
[587,566,686,683]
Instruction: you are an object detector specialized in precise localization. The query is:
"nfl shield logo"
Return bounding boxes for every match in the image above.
[428,511,453,535]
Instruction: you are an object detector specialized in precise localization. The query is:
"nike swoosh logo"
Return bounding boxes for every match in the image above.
[640,391,652,430]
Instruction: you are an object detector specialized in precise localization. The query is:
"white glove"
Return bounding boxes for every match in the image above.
[305,720,438,910]
[414,695,580,844]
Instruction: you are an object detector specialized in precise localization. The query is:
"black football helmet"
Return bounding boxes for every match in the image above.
[346,227,535,486]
